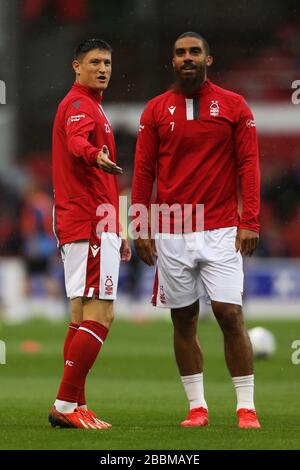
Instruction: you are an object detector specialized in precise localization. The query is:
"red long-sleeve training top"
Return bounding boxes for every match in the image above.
[132,80,260,234]
[52,82,119,245]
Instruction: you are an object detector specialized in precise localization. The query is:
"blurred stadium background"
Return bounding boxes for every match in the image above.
[0,0,300,322]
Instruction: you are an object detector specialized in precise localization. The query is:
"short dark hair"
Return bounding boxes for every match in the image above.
[175,32,210,56]
[74,38,112,60]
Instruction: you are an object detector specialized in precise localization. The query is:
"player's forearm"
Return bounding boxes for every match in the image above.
[131,157,156,206]
[131,167,155,237]
[131,174,154,207]
[239,158,260,232]
[67,135,100,167]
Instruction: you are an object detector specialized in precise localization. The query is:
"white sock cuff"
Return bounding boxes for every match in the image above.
[181,373,203,385]
[232,374,254,386]
[54,399,77,413]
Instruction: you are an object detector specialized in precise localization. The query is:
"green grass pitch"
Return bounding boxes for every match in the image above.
[0,316,299,450]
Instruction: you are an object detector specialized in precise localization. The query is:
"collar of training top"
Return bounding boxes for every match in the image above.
[72,82,103,103]
[185,79,211,98]
[171,79,211,98]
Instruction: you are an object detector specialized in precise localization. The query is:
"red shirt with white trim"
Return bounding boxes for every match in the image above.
[52,82,119,245]
[132,80,260,233]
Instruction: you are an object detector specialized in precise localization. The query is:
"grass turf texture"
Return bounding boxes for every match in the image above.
[0,317,299,450]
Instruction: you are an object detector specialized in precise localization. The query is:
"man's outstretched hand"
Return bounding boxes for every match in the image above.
[97,145,123,174]
[235,229,259,256]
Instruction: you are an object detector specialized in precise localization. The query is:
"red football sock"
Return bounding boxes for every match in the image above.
[63,322,79,361]
[57,320,108,403]
[63,322,86,405]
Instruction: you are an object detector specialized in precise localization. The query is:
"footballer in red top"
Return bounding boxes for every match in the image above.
[132,32,261,429]
[49,39,130,430]
[52,69,120,244]
[133,79,260,234]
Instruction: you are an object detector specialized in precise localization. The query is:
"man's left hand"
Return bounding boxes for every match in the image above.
[120,238,132,262]
[235,229,259,257]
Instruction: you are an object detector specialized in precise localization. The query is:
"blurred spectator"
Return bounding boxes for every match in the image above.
[0,179,22,255]
[20,181,63,298]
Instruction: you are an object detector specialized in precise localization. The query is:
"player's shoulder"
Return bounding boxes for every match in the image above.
[209,81,246,105]
[141,90,175,123]
[144,90,174,111]
[58,87,95,115]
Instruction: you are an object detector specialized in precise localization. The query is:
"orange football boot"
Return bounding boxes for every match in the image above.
[237,408,261,429]
[48,406,107,429]
[82,409,112,429]
[181,407,209,427]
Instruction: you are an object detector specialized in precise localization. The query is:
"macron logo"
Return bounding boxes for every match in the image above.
[168,106,176,115]
[65,360,74,367]
[90,245,100,258]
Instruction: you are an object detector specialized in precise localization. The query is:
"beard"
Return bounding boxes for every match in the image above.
[173,63,206,95]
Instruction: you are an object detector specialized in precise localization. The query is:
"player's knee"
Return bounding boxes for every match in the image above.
[214,304,244,334]
[83,299,114,328]
[105,308,114,327]
[171,310,197,329]
[70,297,83,324]
[171,306,199,339]
[97,303,114,329]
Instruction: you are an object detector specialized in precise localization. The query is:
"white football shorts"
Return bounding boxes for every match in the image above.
[152,227,243,308]
[61,232,121,300]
